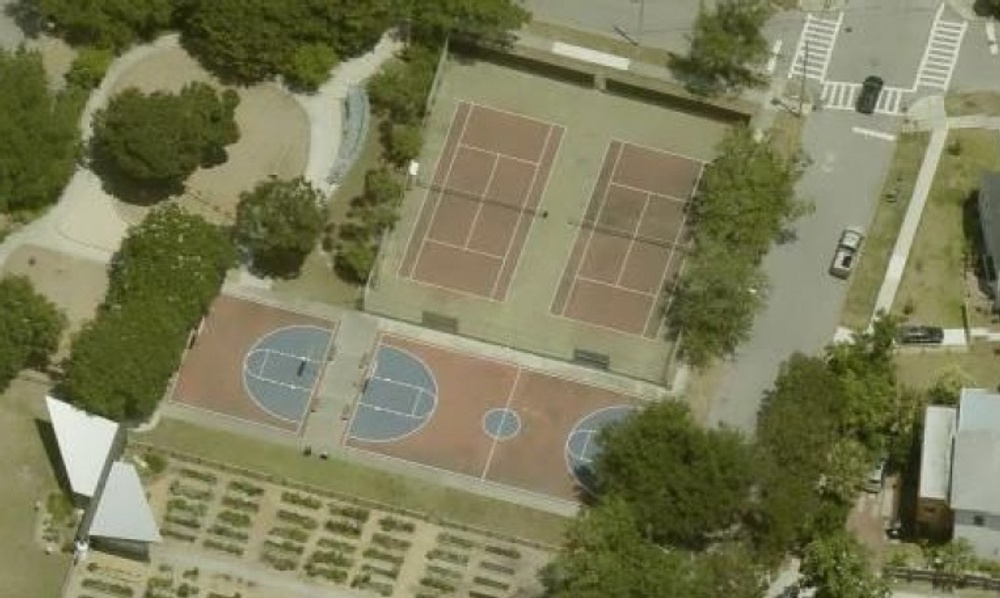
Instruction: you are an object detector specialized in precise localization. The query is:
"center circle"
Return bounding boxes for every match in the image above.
[483,408,521,441]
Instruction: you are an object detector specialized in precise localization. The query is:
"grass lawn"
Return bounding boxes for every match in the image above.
[945,91,1000,117]
[270,112,386,308]
[840,133,931,330]
[892,129,1000,327]
[896,344,1000,390]
[0,377,72,596]
[134,419,571,546]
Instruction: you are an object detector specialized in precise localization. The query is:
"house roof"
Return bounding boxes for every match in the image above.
[978,173,1000,269]
[919,405,956,500]
[88,462,161,543]
[45,396,119,498]
[951,389,1000,513]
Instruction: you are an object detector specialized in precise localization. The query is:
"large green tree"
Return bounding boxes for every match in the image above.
[0,49,82,214]
[28,0,176,49]
[90,82,239,199]
[593,400,753,549]
[64,206,234,421]
[0,275,66,389]
[801,532,890,598]
[182,0,391,89]
[672,0,772,94]
[234,177,325,277]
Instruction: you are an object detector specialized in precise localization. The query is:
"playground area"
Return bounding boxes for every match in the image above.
[363,51,728,383]
[344,334,638,501]
[169,294,336,434]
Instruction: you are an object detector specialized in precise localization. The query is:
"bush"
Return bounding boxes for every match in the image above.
[437,533,475,549]
[165,515,202,530]
[363,547,404,565]
[325,519,362,538]
[378,516,415,534]
[309,550,353,568]
[144,452,167,474]
[264,539,305,556]
[427,548,469,566]
[179,468,217,484]
[282,491,322,510]
[217,510,252,529]
[304,563,349,582]
[208,525,249,542]
[480,561,515,575]
[277,509,318,530]
[473,576,510,591]
[227,480,264,497]
[167,498,207,517]
[203,538,244,556]
[331,504,370,522]
[270,525,309,543]
[419,576,455,592]
[371,533,411,552]
[80,578,133,597]
[65,46,114,90]
[261,552,298,571]
[483,544,521,560]
[162,529,197,542]
[317,537,357,552]
[221,496,259,513]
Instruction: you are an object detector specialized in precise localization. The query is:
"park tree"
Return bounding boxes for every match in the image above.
[64,206,234,421]
[24,0,176,49]
[593,400,753,549]
[671,241,767,366]
[693,126,805,259]
[671,0,772,94]
[0,49,82,214]
[404,0,530,46]
[0,275,66,389]
[234,177,325,277]
[925,539,977,590]
[182,0,391,89]
[926,365,974,406]
[800,532,890,598]
[541,498,701,598]
[367,44,439,126]
[820,438,871,504]
[65,46,116,89]
[90,83,240,200]
[382,122,423,167]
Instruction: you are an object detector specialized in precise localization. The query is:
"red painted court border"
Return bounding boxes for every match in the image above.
[550,140,705,338]
[399,100,564,301]
[343,333,640,501]
[169,295,336,435]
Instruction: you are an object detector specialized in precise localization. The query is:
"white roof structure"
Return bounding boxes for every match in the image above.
[89,462,162,543]
[951,389,1000,513]
[919,405,956,501]
[45,396,119,497]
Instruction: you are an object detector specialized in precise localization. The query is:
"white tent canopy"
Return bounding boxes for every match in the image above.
[89,462,162,543]
[45,396,119,498]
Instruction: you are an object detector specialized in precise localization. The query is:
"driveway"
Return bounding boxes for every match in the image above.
[708,111,897,432]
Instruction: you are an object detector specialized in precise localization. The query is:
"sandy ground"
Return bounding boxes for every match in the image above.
[2,244,108,358]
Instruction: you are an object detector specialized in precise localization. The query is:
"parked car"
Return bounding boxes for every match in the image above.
[829,227,865,279]
[897,325,945,345]
[864,455,887,494]
[856,75,884,114]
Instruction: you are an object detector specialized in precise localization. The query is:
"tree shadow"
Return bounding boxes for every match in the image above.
[246,249,310,280]
[666,53,724,97]
[88,142,184,206]
[962,190,987,278]
[973,0,999,17]
[571,465,601,507]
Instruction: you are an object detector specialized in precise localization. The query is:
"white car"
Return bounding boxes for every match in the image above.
[829,227,864,279]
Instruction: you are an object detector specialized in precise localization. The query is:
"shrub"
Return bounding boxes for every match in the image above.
[217,510,252,529]
[269,526,309,543]
[203,538,244,556]
[317,537,357,552]
[144,452,167,474]
[427,548,469,566]
[169,481,212,501]
[261,552,298,571]
[419,576,455,592]
[483,544,521,560]
[325,519,362,537]
[179,468,217,484]
[438,533,475,549]
[480,561,515,575]
[282,491,322,510]
[208,525,249,542]
[309,550,353,568]
[304,563,349,582]
[227,480,264,497]
[264,539,305,556]
[371,533,411,552]
[473,576,510,591]
[361,562,400,580]
[426,564,463,580]
[221,496,259,513]
[165,515,201,530]
[362,547,404,565]
[378,516,415,533]
[162,529,196,542]
[277,509,318,530]
[331,504,370,522]
[80,579,133,597]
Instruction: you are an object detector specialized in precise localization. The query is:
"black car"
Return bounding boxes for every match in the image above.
[855,75,884,115]
[897,325,944,345]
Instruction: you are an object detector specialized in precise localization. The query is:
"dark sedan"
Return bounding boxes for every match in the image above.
[855,76,884,115]
[897,325,944,345]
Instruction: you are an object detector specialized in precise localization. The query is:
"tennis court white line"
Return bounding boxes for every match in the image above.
[642,163,703,334]
[370,374,435,397]
[462,153,502,248]
[576,274,659,298]
[480,368,522,480]
[258,350,269,376]
[489,124,559,300]
[615,192,653,287]
[412,105,474,277]
[564,142,626,314]
[424,238,504,261]
[575,431,595,464]
[457,141,539,166]
[253,347,326,364]
[398,102,467,280]
[609,180,691,204]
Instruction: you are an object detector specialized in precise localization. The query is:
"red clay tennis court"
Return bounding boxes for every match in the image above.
[551,140,703,338]
[344,334,637,501]
[399,101,564,301]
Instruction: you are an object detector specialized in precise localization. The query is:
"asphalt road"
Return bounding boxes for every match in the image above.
[708,111,897,432]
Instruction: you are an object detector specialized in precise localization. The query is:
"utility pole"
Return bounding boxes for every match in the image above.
[798,40,811,117]
[636,0,645,44]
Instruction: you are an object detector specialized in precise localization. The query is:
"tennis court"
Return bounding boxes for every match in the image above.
[399,101,564,301]
[551,140,703,337]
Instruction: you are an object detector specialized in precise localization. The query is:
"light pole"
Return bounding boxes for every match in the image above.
[636,0,645,43]
[798,40,811,117]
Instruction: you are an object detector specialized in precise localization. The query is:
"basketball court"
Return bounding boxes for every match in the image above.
[169,295,335,434]
[344,334,637,501]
